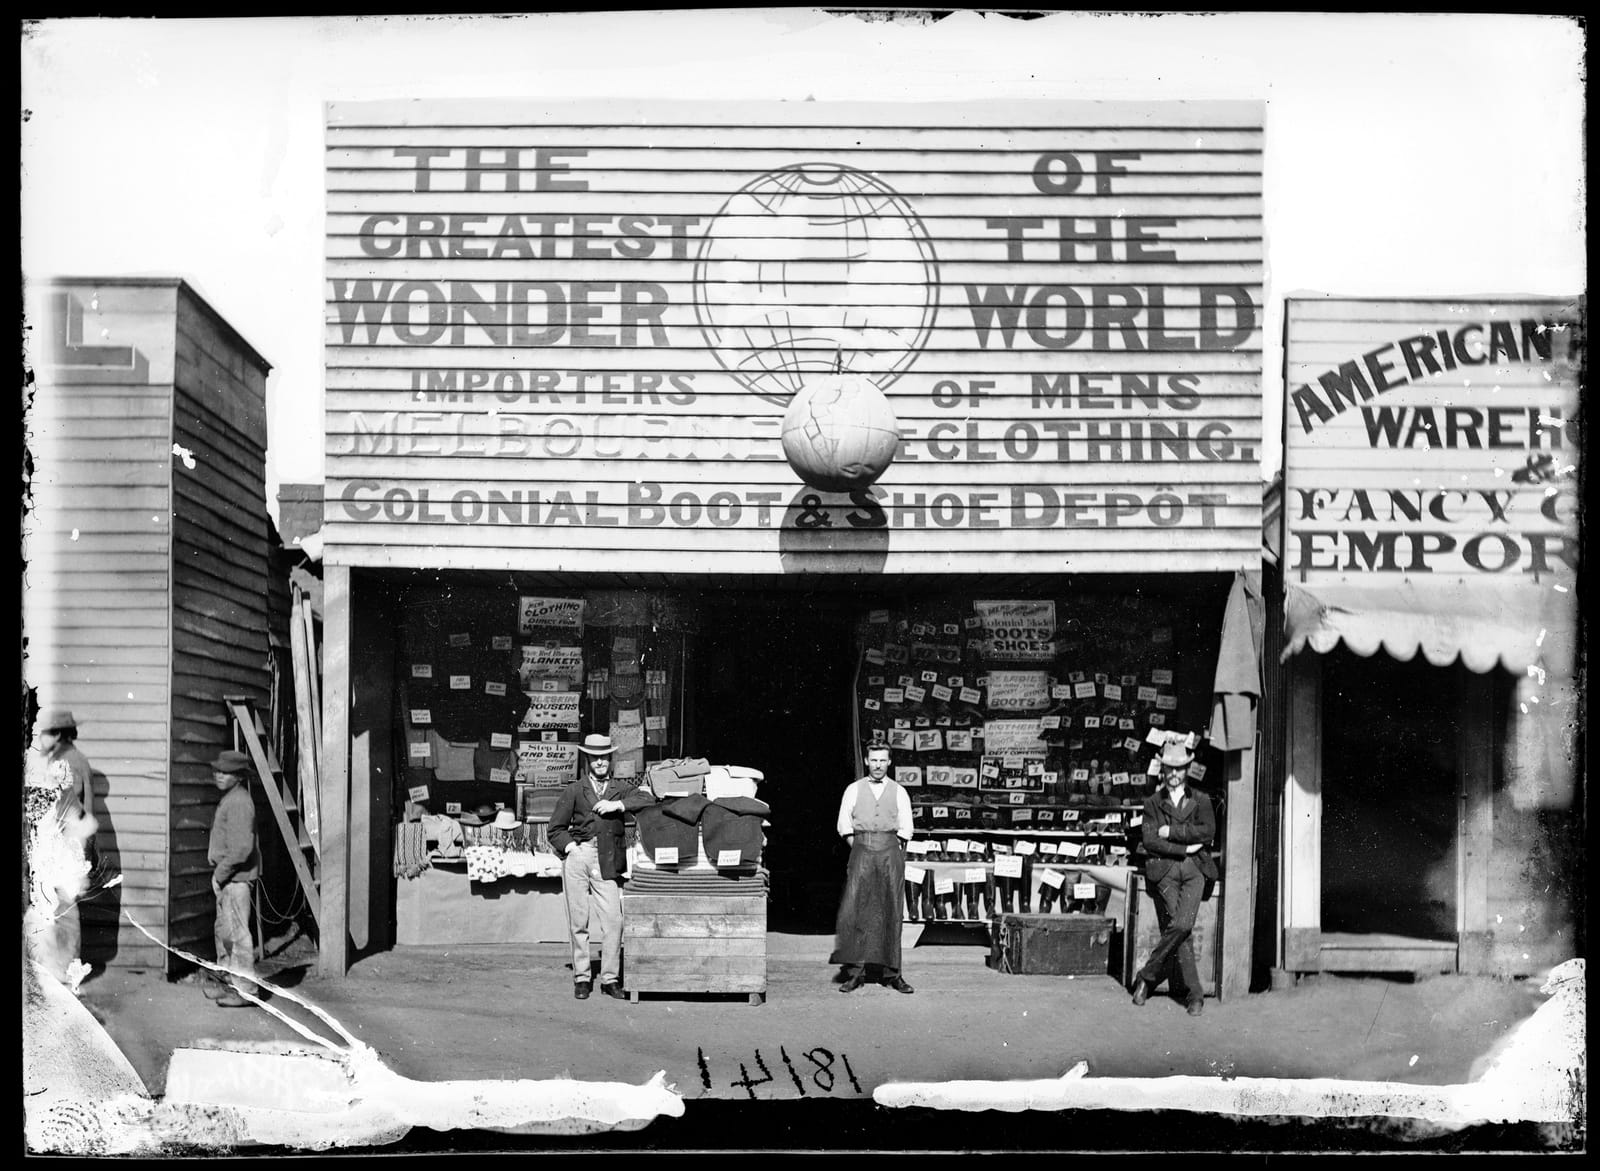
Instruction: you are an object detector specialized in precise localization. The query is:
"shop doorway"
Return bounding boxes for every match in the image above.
[691,591,859,933]
[1318,648,1459,942]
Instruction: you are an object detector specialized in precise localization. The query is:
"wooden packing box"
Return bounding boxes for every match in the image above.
[990,912,1114,976]
[622,893,767,1004]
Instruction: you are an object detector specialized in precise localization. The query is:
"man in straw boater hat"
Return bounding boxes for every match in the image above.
[1129,734,1217,1017]
[204,748,264,1008]
[547,732,654,1001]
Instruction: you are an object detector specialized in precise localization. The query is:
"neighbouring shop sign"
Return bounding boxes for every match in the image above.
[1284,298,1581,584]
[1281,296,1582,673]
[323,99,1264,574]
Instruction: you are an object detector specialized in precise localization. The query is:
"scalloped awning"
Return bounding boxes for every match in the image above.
[1282,579,1577,677]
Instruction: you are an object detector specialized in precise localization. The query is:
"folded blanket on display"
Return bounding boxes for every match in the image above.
[623,869,768,896]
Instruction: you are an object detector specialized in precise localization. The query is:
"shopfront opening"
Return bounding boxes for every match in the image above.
[1318,648,1458,943]
[690,591,858,933]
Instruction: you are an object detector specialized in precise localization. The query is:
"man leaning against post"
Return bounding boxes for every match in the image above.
[1129,736,1216,1017]
[206,749,263,1009]
[547,733,654,1001]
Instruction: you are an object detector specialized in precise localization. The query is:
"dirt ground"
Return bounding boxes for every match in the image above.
[62,921,1568,1154]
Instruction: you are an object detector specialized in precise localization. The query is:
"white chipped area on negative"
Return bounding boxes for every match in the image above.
[25,916,685,1154]
[872,960,1585,1131]
[171,444,196,469]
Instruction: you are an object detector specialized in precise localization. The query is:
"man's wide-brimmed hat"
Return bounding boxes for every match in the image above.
[492,809,521,831]
[37,708,78,734]
[213,749,253,774]
[1159,737,1196,769]
[578,733,616,756]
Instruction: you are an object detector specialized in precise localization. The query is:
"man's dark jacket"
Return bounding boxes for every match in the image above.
[1139,786,1218,882]
[548,777,654,882]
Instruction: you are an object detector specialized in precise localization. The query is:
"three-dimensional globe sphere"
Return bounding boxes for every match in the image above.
[780,374,901,493]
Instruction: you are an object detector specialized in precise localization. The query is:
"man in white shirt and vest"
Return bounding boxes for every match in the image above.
[830,744,916,994]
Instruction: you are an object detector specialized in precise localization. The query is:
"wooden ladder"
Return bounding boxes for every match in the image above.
[225,695,321,928]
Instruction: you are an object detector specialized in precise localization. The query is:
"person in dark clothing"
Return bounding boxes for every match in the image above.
[206,749,262,1008]
[547,733,653,1000]
[1130,738,1217,1016]
[830,745,915,994]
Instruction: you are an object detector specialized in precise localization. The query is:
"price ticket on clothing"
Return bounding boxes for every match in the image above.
[1058,841,1084,858]
[492,635,514,651]
[654,847,679,865]
[716,850,743,868]
[489,768,511,785]
[411,663,433,678]
[1072,882,1098,901]
[963,868,987,884]
[410,708,432,725]
[1014,840,1036,856]
[408,741,431,762]
[408,785,430,802]
[993,854,1024,878]
[934,877,956,895]
[1039,869,1066,889]
[904,866,926,885]
[448,632,471,647]
[1138,686,1159,702]
[449,675,471,690]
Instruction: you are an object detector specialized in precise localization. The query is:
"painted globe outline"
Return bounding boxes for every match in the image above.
[692,163,942,408]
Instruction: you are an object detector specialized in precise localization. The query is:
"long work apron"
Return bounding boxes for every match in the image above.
[829,830,904,970]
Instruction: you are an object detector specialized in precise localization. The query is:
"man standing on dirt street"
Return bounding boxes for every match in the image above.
[206,749,263,1009]
[548,733,653,1001]
[1130,736,1216,1016]
[831,743,915,994]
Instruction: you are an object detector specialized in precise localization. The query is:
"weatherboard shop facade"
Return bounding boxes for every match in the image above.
[316,99,1269,991]
[1273,295,1583,979]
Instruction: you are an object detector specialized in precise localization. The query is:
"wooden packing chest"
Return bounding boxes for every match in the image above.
[622,893,767,1004]
[990,913,1114,976]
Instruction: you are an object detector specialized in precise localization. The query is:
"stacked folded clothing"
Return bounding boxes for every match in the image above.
[624,868,768,895]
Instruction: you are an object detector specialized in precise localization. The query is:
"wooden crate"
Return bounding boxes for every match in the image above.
[622,893,767,1004]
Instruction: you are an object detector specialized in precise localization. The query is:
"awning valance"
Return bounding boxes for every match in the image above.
[1282,579,1578,677]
